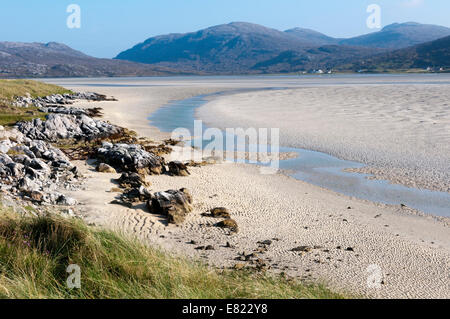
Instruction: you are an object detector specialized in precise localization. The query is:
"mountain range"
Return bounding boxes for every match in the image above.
[286,22,450,48]
[338,22,450,49]
[0,42,183,78]
[1,21,450,77]
[115,22,450,74]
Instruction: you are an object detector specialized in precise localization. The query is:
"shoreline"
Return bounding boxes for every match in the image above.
[52,78,450,299]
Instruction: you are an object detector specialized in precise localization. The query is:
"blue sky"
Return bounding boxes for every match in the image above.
[1,0,449,58]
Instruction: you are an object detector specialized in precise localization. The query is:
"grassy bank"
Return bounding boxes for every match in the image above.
[0,105,47,126]
[0,211,345,299]
[0,79,71,101]
[0,79,69,126]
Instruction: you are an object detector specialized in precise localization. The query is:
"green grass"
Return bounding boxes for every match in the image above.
[0,106,48,126]
[0,79,72,102]
[0,79,70,126]
[0,211,346,299]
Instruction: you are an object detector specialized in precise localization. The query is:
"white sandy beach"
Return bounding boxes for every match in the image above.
[47,76,450,299]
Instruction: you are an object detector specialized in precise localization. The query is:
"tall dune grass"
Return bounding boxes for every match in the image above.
[0,79,72,101]
[0,212,346,299]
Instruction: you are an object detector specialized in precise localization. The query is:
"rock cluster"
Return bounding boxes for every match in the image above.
[116,172,149,189]
[168,161,190,176]
[108,167,194,225]
[4,92,201,226]
[200,206,238,233]
[13,92,115,108]
[147,188,193,224]
[97,142,165,175]
[0,126,78,205]
[116,186,152,207]
[0,92,122,207]
[110,170,195,225]
[40,106,103,117]
[16,114,120,142]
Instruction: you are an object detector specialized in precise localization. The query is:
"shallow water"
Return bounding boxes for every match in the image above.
[50,73,450,87]
[149,92,450,217]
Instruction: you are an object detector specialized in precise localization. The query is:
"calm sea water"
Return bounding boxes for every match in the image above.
[47,73,450,87]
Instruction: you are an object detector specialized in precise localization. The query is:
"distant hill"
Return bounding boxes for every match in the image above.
[337,35,450,72]
[286,22,450,49]
[339,22,450,49]
[252,45,382,73]
[115,22,315,74]
[0,42,181,78]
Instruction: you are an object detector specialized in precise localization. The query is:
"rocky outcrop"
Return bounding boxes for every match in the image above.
[16,114,121,142]
[168,161,190,176]
[97,142,165,175]
[39,106,87,116]
[0,127,78,205]
[116,172,149,189]
[0,92,122,207]
[147,188,193,224]
[13,93,73,107]
[14,92,120,143]
[39,106,103,117]
[3,91,199,221]
[13,92,115,108]
[117,186,152,207]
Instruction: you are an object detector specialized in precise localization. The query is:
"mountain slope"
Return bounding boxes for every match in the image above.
[115,22,316,73]
[284,27,339,46]
[0,42,180,78]
[338,35,450,71]
[340,22,450,49]
[252,45,382,73]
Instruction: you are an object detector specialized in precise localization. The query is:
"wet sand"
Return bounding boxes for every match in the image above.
[199,84,450,193]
